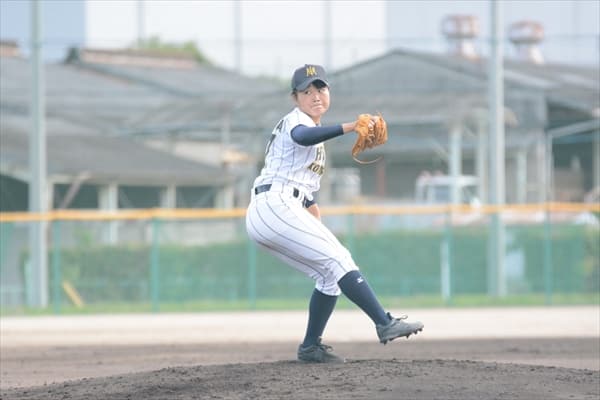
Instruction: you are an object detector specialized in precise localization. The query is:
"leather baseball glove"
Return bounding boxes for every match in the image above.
[352,113,387,164]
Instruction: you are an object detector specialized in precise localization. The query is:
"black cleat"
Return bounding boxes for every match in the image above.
[297,337,345,363]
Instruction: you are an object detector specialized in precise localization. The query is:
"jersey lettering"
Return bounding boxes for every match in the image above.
[308,163,324,175]
[307,145,325,176]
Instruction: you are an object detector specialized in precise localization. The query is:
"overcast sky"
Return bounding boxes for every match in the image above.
[86,0,387,77]
[1,1,597,78]
[85,0,599,77]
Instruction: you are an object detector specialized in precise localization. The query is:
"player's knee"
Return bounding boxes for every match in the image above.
[317,278,341,296]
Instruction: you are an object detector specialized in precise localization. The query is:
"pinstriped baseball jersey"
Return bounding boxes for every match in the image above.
[253,107,325,198]
[247,107,359,296]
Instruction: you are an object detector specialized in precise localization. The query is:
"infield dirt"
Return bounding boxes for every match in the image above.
[1,338,599,399]
[1,308,599,399]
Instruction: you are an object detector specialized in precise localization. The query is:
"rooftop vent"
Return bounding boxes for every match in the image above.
[440,15,480,60]
[508,20,544,64]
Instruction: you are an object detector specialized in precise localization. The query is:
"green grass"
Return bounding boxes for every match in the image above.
[1,292,598,316]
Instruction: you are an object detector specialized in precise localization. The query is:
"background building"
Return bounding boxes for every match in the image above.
[387,0,599,67]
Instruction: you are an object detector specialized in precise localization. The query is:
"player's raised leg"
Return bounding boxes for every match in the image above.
[337,270,424,344]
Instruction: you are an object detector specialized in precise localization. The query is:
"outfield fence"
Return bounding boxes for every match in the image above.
[0,203,598,313]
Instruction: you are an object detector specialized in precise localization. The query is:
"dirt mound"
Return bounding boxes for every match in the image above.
[2,359,598,400]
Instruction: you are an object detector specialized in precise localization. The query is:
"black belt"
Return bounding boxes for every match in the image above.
[254,184,300,198]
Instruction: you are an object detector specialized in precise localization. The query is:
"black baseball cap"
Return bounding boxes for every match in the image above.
[291,64,329,91]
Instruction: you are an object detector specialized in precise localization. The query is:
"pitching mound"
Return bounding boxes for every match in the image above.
[2,358,598,400]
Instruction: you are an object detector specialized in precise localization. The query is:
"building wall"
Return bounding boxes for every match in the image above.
[0,175,27,211]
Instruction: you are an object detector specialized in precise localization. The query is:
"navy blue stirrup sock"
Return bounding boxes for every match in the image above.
[338,270,389,326]
[301,289,338,347]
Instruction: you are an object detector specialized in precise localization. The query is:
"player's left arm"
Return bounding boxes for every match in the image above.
[306,202,321,220]
[303,197,320,219]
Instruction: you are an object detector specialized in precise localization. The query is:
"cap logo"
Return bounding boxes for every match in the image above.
[306,66,317,77]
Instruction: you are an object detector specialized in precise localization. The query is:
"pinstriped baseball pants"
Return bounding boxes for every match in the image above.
[246,187,359,296]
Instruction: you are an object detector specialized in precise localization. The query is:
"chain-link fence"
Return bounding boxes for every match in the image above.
[1,203,598,313]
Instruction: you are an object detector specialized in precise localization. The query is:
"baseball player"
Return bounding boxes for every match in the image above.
[245,64,424,363]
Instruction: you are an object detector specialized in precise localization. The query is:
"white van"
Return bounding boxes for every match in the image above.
[415,174,479,205]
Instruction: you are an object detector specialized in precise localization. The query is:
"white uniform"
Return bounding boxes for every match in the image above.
[246,107,359,296]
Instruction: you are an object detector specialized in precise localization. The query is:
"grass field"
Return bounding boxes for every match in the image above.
[2,292,598,316]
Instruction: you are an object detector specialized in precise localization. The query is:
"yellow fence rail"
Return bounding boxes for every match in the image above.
[1,202,598,222]
[1,202,598,312]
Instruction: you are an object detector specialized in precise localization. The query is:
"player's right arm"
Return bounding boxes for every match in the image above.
[290,125,344,146]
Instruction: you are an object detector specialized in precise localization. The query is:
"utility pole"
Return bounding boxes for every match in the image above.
[233,1,242,73]
[137,0,145,48]
[29,0,48,307]
[324,1,332,69]
[487,0,506,297]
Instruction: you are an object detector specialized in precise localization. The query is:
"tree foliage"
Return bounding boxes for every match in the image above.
[135,36,210,64]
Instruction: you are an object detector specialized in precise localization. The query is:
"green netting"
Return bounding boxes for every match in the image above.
[2,214,598,312]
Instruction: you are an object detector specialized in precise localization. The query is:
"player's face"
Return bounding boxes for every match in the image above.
[294,83,330,124]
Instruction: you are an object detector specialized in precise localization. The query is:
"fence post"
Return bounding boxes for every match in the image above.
[51,220,62,314]
[346,212,355,253]
[247,240,257,309]
[25,259,33,306]
[441,208,453,304]
[150,218,161,312]
[543,206,553,305]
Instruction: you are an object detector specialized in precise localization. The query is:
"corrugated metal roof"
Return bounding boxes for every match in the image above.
[332,49,599,113]
[122,48,597,141]
[0,55,249,185]
[73,60,284,97]
[1,57,177,134]
[0,130,229,185]
[67,47,284,98]
[2,47,597,186]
